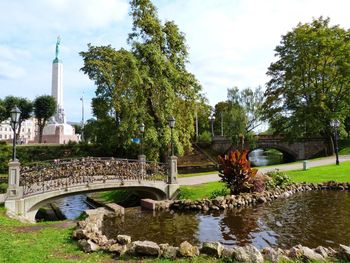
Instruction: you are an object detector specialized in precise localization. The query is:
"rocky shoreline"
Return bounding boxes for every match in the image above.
[73,182,350,262]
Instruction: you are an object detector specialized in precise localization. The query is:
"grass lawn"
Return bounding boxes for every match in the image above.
[285,161,350,183]
[178,171,218,178]
[178,181,228,200]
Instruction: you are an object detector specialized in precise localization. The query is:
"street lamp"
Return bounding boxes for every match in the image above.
[139,123,145,155]
[80,95,85,142]
[209,115,215,137]
[168,116,175,156]
[10,106,21,161]
[330,119,340,165]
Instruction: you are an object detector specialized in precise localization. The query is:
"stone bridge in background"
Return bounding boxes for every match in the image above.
[211,135,332,161]
[5,157,179,222]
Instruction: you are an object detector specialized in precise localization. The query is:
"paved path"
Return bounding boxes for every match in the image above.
[178,155,350,186]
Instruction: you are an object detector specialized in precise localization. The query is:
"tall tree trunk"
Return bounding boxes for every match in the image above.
[39,125,43,143]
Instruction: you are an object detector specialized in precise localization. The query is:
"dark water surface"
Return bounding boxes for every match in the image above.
[249,149,283,167]
[102,191,350,249]
[54,194,91,219]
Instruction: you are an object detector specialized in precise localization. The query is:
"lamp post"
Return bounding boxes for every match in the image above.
[139,123,145,155]
[10,106,21,161]
[330,119,340,165]
[209,115,215,137]
[80,95,85,142]
[221,112,223,136]
[168,116,175,156]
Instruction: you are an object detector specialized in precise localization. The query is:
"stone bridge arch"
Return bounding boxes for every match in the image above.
[21,182,172,222]
[248,144,298,162]
[5,157,179,223]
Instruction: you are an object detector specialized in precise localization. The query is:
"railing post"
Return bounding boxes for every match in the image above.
[167,156,177,184]
[138,154,146,180]
[6,160,23,199]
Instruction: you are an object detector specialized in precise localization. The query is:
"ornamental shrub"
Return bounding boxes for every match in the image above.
[265,169,292,189]
[218,150,259,195]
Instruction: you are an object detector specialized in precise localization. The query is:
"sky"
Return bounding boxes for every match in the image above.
[1,0,350,122]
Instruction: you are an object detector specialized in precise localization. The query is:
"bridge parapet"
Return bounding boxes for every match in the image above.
[20,157,168,197]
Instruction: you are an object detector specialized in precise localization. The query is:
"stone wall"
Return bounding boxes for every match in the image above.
[73,182,350,262]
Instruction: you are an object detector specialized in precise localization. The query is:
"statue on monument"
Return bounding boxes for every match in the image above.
[55,36,61,59]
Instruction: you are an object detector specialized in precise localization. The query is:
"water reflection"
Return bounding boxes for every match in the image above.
[102,191,350,249]
[54,194,91,219]
[102,208,200,245]
[249,149,282,167]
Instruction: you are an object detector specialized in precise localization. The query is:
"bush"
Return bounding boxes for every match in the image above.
[210,187,230,199]
[0,183,7,193]
[0,141,11,173]
[198,131,212,143]
[265,169,292,189]
[218,150,260,195]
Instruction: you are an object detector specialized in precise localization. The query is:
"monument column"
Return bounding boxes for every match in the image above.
[52,36,65,123]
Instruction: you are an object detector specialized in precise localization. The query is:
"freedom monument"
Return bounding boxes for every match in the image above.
[34,37,79,144]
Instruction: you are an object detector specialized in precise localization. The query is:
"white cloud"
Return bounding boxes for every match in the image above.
[3,0,350,121]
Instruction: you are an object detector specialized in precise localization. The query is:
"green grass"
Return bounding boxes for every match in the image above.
[285,160,350,183]
[178,181,227,200]
[178,170,218,178]
[339,147,350,155]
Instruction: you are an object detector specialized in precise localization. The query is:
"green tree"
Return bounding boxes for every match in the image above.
[194,96,212,142]
[34,95,56,143]
[81,0,201,160]
[262,17,350,141]
[214,86,264,147]
[2,96,33,140]
[0,99,6,123]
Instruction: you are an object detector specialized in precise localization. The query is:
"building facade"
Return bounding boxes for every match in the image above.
[0,118,36,144]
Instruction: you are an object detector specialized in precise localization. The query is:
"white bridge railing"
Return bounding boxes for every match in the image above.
[20,157,168,197]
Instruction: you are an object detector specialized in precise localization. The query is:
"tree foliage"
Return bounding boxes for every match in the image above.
[262,17,350,139]
[80,0,201,160]
[214,87,264,147]
[34,95,56,143]
[1,96,33,139]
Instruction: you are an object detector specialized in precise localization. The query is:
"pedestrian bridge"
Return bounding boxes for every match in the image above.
[5,157,179,222]
[211,135,332,161]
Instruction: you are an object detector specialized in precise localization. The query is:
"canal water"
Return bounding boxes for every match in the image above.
[248,149,283,167]
[55,149,284,219]
[101,191,350,249]
[54,194,91,219]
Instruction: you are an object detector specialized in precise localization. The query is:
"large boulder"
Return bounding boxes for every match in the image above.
[201,242,224,257]
[117,235,131,245]
[159,243,178,259]
[109,244,127,256]
[261,247,289,263]
[133,240,160,256]
[221,247,234,258]
[338,244,350,261]
[78,239,100,253]
[289,245,324,261]
[178,241,199,257]
[232,245,264,263]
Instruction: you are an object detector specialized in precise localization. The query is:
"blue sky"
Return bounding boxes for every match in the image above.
[1,0,350,122]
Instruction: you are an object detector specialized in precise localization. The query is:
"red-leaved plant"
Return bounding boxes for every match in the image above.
[218,150,260,195]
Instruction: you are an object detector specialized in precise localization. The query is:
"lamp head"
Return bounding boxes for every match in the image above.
[168,116,175,129]
[139,123,145,133]
[330,119,340,128]
[10,106,21,124]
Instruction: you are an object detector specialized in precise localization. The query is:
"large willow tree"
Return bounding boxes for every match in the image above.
[80,0,201,160]
[262,17,350,140]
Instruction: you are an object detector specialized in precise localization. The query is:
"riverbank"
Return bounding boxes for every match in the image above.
[0,205,224,262]
[73,182,350,262]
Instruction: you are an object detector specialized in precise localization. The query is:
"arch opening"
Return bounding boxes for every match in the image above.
[248,147,296,167]
[29,185,168,222]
